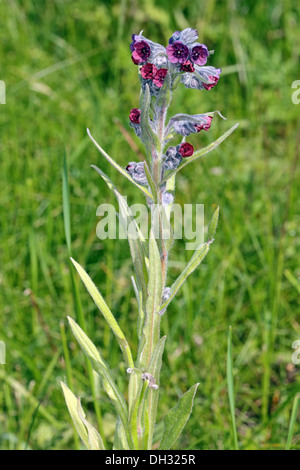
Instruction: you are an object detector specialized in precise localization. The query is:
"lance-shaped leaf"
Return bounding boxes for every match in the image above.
[61,382,89,448]
[87,128,153,200]
[159,383,200,450]
[162,124,239,183]
[67,316,134,449]
[77,397,105,450]
[207,206,219,242]
[128,368,143,449]
[92,165,149,303]
[138,230,163,369]
[70,258,134,369]
[144,336,167,450]
[113,416,130,450]
[160,242,210,311]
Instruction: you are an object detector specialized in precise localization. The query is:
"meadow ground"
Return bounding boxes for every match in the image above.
[0,0,300,450]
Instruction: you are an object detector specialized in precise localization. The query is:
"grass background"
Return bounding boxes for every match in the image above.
[0,0,300,450]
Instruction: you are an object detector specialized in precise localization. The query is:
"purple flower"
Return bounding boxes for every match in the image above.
[153,68,168,88]
[131,40,151,64]
[190,44,209,66]
[194,116,213,132]
[166,41,189,64]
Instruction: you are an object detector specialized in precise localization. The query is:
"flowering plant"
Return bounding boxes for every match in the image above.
[61,28,238,450]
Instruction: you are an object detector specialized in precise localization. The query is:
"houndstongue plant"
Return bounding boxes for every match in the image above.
[61,28,238,450]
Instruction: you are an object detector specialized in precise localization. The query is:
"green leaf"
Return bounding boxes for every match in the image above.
[70,258,134,368]
[159,383,200,450]
[76,397,105,450]
[285,394,300,450]
[162,124,239,183]
[144,336,167,450]
[92,165,149,304]
[138,230,163,369]
[128,368,143,449]
[67,316,134,449]
[87,128,153,200]
[160,242,210,311]
[227,326,239,450]
[207,206,219,242]
[61,382,89,449]
[113,416,130,450]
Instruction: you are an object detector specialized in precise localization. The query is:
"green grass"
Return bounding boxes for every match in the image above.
[0,0,300,450]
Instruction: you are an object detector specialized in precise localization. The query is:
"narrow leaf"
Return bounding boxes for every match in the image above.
[61,382,89,449]
[145,336,167,450]
[159,383,200,450]
[113,416,130,450]
[138,231,163,369]
[70,258,134,368]
[67,316,134,449]
[207,206,219,242]
[77,397,105,450]
[87,128,153,199]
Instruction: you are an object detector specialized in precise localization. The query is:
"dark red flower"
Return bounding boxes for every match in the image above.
[131,40,151,64]
[203,75,220,90]
[178,142,194,158]
[194,116,213,132]
[129,108,141,124]
[153,68,168,88]
[140,63,158,79]
[180,60,195,73]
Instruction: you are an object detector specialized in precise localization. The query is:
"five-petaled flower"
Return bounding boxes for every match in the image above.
[190,44,209,66]
[131,40,151,64]
[166,41,189,64]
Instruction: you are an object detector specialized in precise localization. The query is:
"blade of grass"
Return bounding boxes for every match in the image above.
[285,394,300,450]
[227,326,239,450]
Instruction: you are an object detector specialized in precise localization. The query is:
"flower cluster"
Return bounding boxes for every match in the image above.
[130,28,221,93]
[125,161,147,185]
[163,143,194,171]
